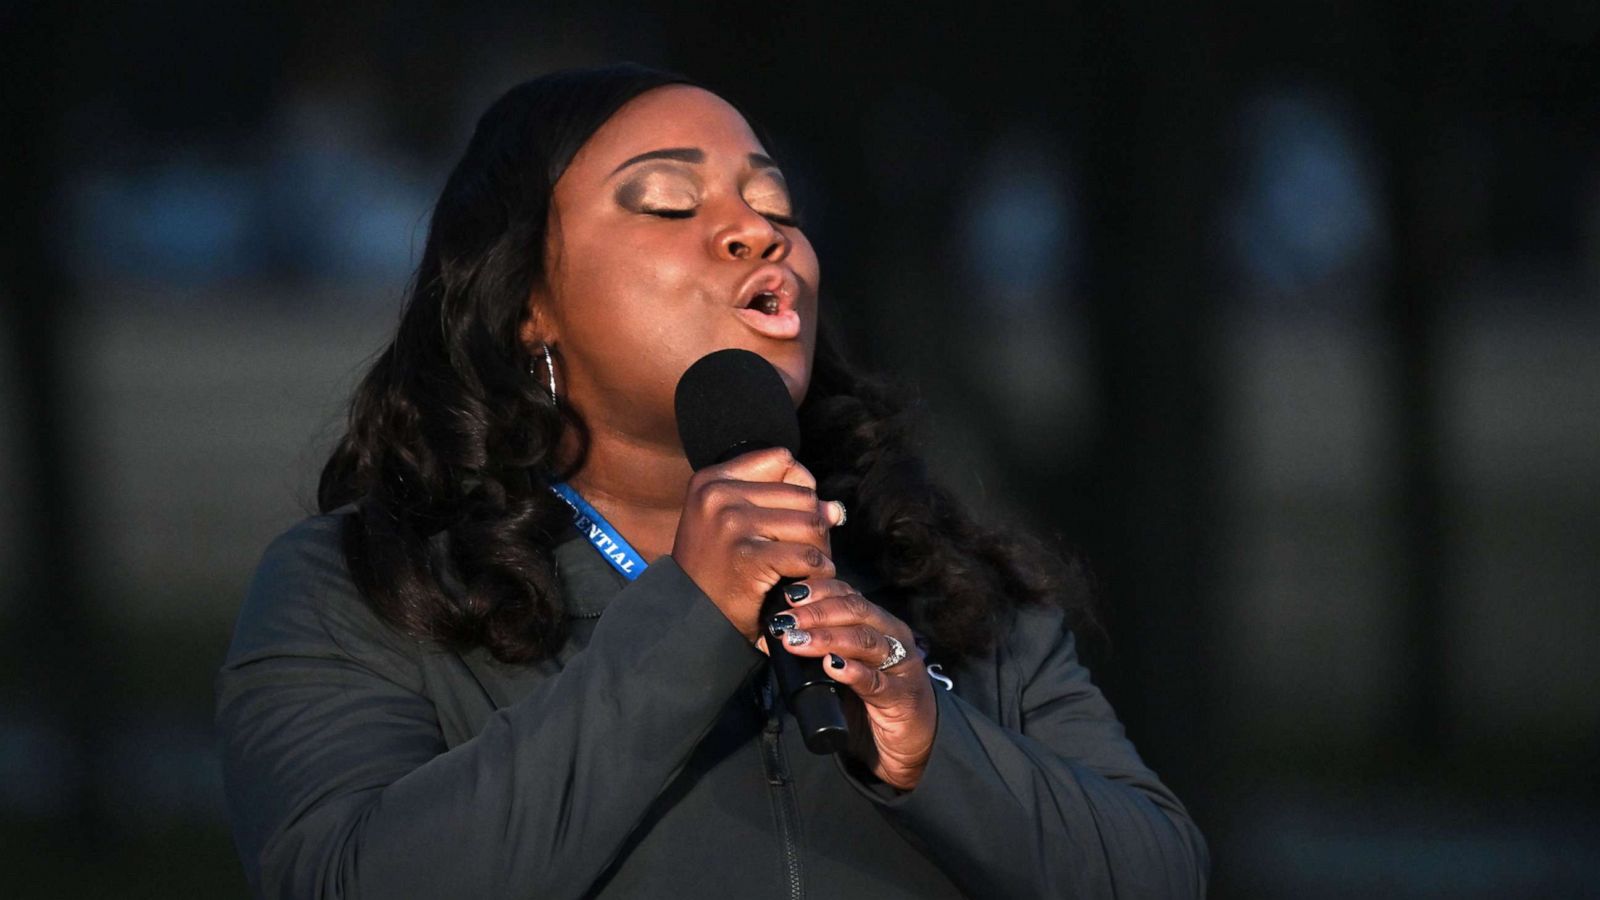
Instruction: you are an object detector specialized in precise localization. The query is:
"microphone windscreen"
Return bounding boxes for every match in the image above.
[675,349,801,472]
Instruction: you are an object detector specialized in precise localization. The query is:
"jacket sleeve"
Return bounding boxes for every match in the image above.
[838,603,1210,898]
[215,517,763,899]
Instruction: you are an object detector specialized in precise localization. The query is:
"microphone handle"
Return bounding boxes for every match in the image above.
[764,576,851,754]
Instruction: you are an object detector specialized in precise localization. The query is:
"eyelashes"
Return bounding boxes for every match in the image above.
[643,207,803,229]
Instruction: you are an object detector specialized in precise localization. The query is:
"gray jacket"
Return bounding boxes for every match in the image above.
[215,511,1209,898]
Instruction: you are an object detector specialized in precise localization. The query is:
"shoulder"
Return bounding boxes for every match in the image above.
[248,511,351,600]
[223,509,424,690]
[963,600,1093,705]
[998,601,1077,667]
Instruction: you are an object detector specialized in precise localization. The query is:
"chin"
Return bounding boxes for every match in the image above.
[752,344,812,407]
[776,365,811,407]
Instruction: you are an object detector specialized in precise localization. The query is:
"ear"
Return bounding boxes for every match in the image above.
[519,282,559,352]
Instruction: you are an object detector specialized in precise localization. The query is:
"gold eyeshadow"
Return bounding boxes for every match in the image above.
[612,165,793,219]
[614,176,696,211]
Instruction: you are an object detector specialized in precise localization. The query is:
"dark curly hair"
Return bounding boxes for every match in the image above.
[317,62,1101,666]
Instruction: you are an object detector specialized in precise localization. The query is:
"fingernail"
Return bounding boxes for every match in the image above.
[784,628,812,647]
[767,613,797,635]
[829,653,845,669]
[783,583,811,603]
[832,501,848,527]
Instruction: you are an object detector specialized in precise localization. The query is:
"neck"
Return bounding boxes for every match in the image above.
[561,422,694,563]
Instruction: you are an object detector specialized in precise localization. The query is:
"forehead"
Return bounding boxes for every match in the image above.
[564,85,765,178]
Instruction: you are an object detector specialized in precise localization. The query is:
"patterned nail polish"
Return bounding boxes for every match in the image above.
[782,583,811,603]
[784,628,812,647]
[767,613,797,636]
[829,653,845,670]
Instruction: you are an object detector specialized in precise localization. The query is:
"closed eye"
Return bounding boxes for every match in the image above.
[643,207,695,219]
[644,207,802,228]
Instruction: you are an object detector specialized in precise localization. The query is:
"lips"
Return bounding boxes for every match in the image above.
[733,264,802,340]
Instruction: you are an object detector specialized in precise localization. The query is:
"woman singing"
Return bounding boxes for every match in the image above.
[215,62,1209,898]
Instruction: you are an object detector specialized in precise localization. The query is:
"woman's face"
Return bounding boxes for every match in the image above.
[526,84,821,450]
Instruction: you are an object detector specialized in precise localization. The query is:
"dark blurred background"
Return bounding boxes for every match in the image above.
[3,1,1597,897]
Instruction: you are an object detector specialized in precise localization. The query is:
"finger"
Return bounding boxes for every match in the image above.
[744,507,834,547]
[741,539,836,584]
[700,480,824,515]
[772,577,856,607]
[779,589,908,640]
[819,650,902,709]
[775,623,904,672]
[707,447,816,490]
[821,499,846,527]
[777,460,818,492]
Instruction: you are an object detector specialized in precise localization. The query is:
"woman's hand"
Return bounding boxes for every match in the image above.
[767,580,937,791]
[670,447,846,642]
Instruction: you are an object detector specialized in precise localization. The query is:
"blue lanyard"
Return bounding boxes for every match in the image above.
[548,481,649,581]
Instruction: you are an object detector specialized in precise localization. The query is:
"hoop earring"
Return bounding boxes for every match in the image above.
[529,342,557,406]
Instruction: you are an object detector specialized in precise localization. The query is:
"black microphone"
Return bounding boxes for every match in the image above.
[675,348,851,755]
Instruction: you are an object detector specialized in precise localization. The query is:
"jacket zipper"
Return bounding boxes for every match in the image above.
[758,671,804,900]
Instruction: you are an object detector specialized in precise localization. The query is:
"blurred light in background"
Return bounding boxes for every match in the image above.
[1227,86,1386,304]
[959,126,1090,460]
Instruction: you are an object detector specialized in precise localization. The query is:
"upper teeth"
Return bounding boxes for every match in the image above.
[749,292,779,313]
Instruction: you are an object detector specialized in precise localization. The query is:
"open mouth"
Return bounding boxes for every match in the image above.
[746,291,783,315]
[733,267,802,340]
[734,289,801,340]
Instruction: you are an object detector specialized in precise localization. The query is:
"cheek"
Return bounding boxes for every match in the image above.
[625,252,700,308]
[557,239,706,344]
[790,233,821,283]
[789,248,823,328]
[568,236,681,310]
[555,237,719,372]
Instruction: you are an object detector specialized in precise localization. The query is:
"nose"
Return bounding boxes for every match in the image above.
[714,203,788,262]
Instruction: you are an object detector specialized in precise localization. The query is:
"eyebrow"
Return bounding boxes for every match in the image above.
[609,147,779,176]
